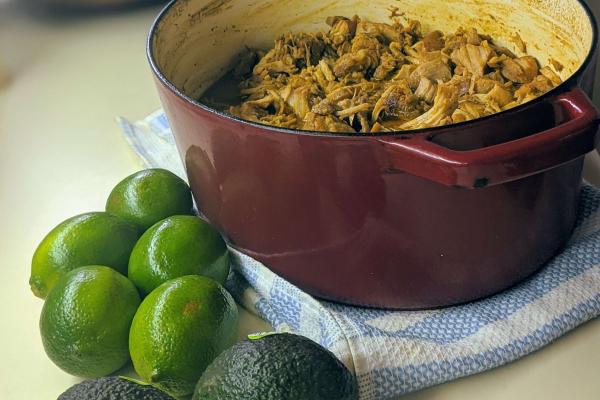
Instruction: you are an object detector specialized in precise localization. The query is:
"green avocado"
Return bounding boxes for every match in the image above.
[193,332,358,400]
[57,376,174,400]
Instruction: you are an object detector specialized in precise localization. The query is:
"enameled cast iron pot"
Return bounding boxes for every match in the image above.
[148,0,600,309]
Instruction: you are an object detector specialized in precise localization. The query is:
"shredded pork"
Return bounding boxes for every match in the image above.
[218,15,562,133]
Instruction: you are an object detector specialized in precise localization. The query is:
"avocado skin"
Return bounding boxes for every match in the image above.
[193,332,358,400]
[58,376,174,400]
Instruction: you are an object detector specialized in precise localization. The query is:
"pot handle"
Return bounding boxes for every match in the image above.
[377,87,600,188]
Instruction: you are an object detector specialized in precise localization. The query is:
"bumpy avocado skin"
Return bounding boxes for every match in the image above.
[57,376,174,400]
[193,333,359,400]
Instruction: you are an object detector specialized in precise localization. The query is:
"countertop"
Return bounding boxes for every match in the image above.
[1,2,600,399]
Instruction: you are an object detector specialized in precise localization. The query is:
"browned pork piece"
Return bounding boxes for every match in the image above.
[499,55,539,83]
[400,84,459,129]
[451,43,495,77]
[222,14,562,133]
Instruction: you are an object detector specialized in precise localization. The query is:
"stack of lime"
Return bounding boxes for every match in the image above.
[31,168,358,400]
[31,169,238,398]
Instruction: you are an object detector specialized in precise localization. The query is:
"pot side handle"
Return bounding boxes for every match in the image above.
[377,87,600,188]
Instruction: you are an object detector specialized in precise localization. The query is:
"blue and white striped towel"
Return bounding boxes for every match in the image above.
[119,110,600,400]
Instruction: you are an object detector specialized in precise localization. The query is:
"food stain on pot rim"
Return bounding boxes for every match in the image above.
[190,0,234,22]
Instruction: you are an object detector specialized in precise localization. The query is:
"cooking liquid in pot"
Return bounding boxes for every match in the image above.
[200,14,565,134]
[202,71,243,111]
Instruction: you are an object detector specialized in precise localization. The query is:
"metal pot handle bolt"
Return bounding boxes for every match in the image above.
[378,87,600,189]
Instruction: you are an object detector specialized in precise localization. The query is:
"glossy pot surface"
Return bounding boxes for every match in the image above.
[149,0,600,308]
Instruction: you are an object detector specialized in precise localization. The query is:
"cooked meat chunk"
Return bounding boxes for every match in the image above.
[230,100,269,121]
[293,34,327,68]
[336,102,372,118]
[214,14,562,133]
[447,74,471,97]
[487,54,506,69]
[356,112,371,132]
[260,113,298,128]
[423,30,445,51]
[401,84,459,129]
[370,121,389,133]
[311,98,336,115]
[333,32,383,78]
[372,83,421,122]
[303,112,354,132]
[408,18,424,32]
[460,100,486,117]
[451,44,494,77]
[414,77,437,103]
[356,20,401,43]
[514,73,556,101]
[531,75,555,92]
[464,28,483,45]
[452,99,487,123]
[486,84,514,107]
[500,55,539,83]
[252,33,328,77]
[540,66,562,86]
[279,82,317,119]
[392,64,416,81]
[474,77,497,94]
[389,41,404,58]
[373,52,397,80]
[443,33,467,53]
[327,15,358,46]
[494,45,517,58]
[333,50,372,77]
[352,32,382,53]
[318,60,336,82]
[408,59,452,88]
[253,53,296,77]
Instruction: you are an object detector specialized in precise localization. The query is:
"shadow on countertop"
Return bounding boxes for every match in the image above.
[3,0,167,22]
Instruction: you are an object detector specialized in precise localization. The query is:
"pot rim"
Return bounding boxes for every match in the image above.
[147,0,599,138]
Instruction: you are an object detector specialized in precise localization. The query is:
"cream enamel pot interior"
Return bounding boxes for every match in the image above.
[153,0,595,101]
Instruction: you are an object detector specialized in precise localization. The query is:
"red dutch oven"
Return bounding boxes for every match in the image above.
[148,0,600,309]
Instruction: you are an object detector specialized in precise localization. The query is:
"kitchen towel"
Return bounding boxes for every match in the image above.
[119,110,600,400]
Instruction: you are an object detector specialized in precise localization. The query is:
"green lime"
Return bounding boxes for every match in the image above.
[106,169,193,230]
[129,275,239,397]
[128,215,229,296]
[194,333,358,400]
[30,212,141,299]
[40,266,141,378]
